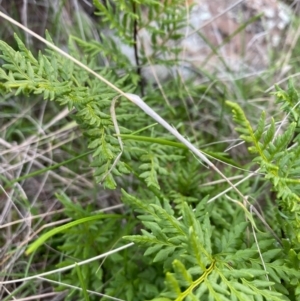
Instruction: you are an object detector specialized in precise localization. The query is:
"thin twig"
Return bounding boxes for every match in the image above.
[132,1,144,97]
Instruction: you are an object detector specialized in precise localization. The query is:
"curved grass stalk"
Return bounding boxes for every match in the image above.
[25,213,122,255]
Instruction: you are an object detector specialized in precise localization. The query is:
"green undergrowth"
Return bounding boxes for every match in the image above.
[1,1,300,301]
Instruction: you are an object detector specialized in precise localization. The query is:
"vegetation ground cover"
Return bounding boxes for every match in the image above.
[1,1,300,300]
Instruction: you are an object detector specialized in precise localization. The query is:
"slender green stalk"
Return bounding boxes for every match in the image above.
[117,133,241,167]
[76,263,90,301]
[26,214,122,255]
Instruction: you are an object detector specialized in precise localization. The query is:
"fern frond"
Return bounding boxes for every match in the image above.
[274,81,300,125]
[226,101,255,143]
[227,99,300,247]
[0,34,138,189]
[122,189,297,300]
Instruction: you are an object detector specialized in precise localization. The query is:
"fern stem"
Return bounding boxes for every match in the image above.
[175,260,216,301]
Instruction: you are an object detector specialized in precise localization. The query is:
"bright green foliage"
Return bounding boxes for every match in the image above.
[0,33,134,189]
[226,94,300,247]
[274,81,300,126]
[0,32,187,190]
[48,193,163,301]
[122,190,299,300]
[51,193,125,300]
[2,2,300,301]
